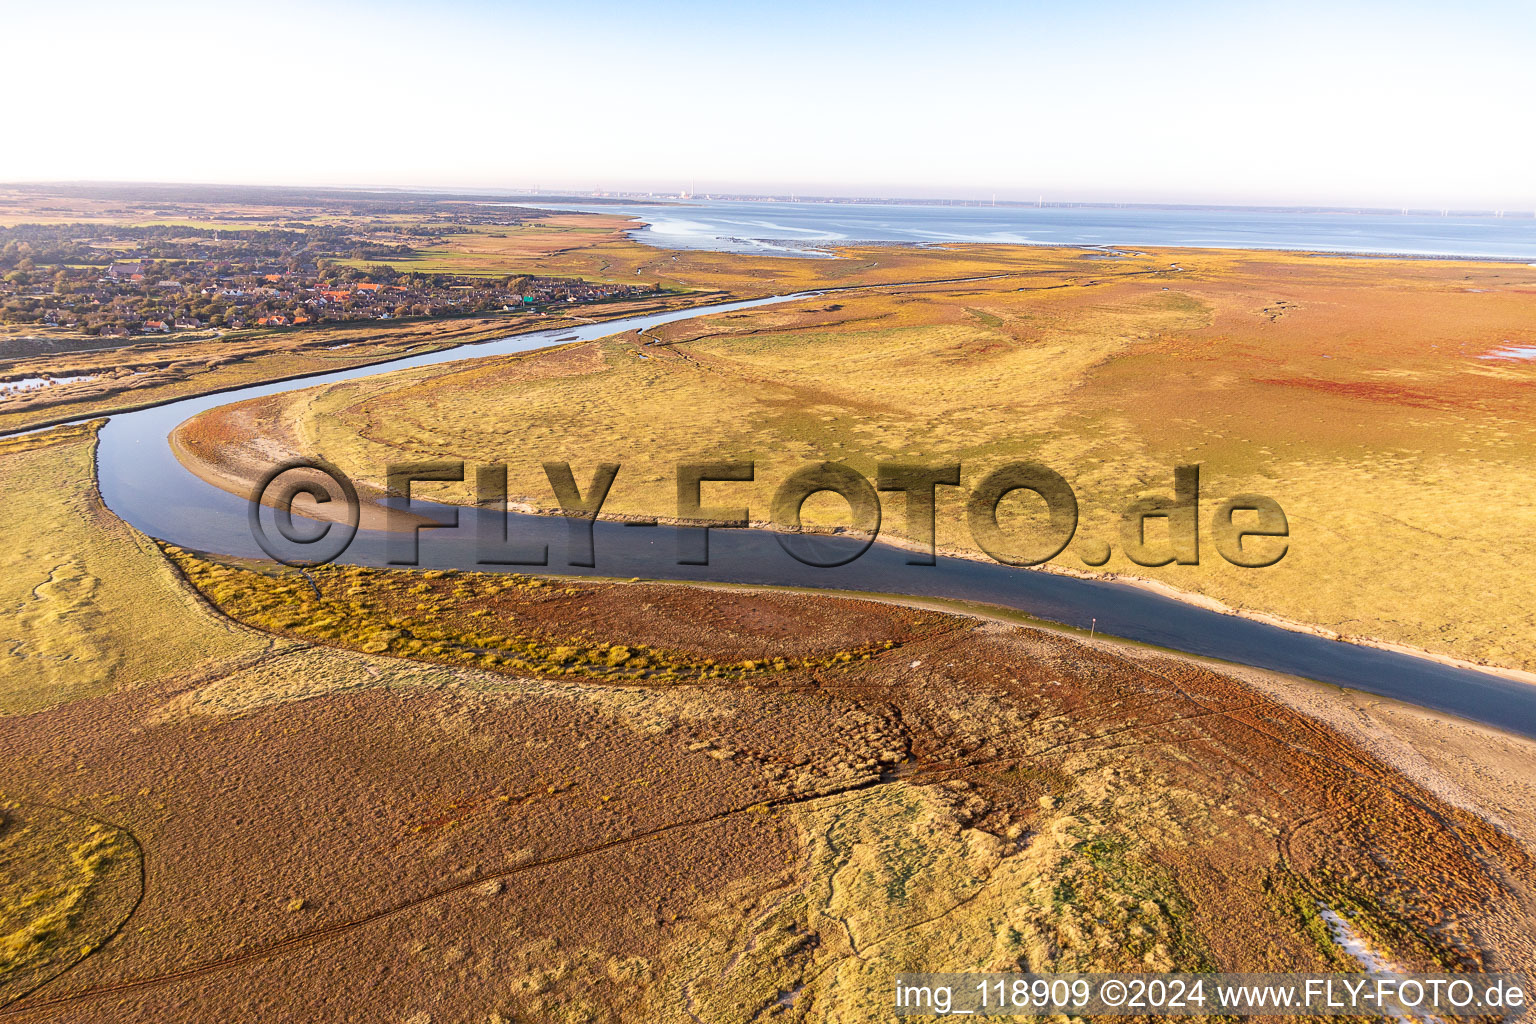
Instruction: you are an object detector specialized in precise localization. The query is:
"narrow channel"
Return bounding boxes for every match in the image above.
[90,293,1536,739]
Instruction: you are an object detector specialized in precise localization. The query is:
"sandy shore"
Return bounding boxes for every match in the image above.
[168,390,425,533]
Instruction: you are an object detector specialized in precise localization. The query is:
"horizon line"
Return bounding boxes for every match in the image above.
[5,179,1534,219]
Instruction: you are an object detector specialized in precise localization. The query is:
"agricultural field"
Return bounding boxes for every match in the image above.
[177,246,1536,674]
[4,421,1536,1022]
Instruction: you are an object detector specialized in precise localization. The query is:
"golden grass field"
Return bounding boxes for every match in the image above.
[11,192,1536,1019]
[7,421,1536,1022]
[194,244,1536,674]
[0,423,265,715]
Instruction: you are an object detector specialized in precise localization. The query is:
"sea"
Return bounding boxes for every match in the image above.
[519,198,1536,261]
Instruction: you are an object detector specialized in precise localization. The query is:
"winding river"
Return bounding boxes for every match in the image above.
[91,294,1536,739]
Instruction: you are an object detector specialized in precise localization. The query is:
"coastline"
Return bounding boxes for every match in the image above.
[531,201,1536,264]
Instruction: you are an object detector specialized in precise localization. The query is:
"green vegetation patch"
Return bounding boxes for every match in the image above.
[0,803,140,1002]
[165,551,894,684]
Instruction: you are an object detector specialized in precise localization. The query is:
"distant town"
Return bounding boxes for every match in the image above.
[0,221,656,339]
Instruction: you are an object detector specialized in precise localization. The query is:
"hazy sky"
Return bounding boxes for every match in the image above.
[5,0,1532,207]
